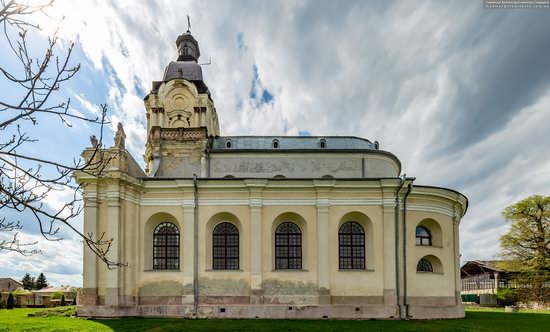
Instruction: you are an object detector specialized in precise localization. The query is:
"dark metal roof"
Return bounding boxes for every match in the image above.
[163,61,203,82]
[211,136,374,150]
[157,61,209,94]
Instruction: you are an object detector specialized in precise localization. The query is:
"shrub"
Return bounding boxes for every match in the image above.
[496,288,518,306]
[67,290,77,302]
[11,287,32,296]
[50,291,64,300]
[60,294,66,306]
[30,305,77,317]
[7,293,15,309]
[0,292,3,309]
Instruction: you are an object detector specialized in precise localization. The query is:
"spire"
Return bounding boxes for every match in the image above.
[176,16,200,62]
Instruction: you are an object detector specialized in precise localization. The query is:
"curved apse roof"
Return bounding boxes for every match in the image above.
[211,136,376,151]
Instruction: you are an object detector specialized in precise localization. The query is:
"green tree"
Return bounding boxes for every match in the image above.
[50,291,64,300]
[7,293,15,309]
[35,273,48,290]
[60,294,66,306]
[21,273,35,290]
[500,195,550,301]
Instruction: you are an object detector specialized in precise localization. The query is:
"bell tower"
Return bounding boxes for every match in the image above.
[143,30,219,177]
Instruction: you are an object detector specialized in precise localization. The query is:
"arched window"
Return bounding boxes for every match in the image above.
[417,258,434,272]
[225,139,232,148]
[153,222,180,269]
[275,222,302,270]
[272,139,279,149]
[416,226,432,246]
[339,221,365,269]
[212,222,239,270]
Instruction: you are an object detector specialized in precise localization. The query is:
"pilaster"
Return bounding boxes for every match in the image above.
[381,179,398,305]
[246,180,267,304]
[105,181,121,306]
[453,204,461,304]
[82,184,98,305]
[182,198,195,304]
[314,180,334,304]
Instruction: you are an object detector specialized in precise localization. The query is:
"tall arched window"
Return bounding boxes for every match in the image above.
[275,222,302,270]
[153,222,180,269]
[212,222,239,270]
[416,226,432,246]
[339,221,365,269]
[417,258,433,272]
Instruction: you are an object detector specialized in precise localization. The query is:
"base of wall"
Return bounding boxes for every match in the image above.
[77,303,464,320]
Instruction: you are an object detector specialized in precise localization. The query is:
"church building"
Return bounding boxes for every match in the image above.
[75,31,468,319]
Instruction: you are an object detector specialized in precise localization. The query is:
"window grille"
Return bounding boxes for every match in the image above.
[213,222,239,270]
[153,222,180,269]
[339,221,365,269]
[275,222,302,269]
[417,258,433,272]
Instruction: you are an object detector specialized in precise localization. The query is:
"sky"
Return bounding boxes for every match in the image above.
[1,0,550,287]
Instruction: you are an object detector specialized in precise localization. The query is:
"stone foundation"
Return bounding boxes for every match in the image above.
[77,303,464,319]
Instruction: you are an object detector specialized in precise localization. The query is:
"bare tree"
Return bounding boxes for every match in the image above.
[0,0,124,268]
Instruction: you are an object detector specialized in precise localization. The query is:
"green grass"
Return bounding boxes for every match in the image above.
[0,306,549,331]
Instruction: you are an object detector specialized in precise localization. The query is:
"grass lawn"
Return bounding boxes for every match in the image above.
[0,306,549,331]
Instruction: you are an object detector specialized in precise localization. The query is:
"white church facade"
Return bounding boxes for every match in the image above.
[75,31,468,319]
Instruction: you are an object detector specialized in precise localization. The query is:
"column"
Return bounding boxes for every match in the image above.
[82,186,98,305]
[194,108,199,127]
[158,109,164,127]
[151,108,157,127]
[201,108,206,127]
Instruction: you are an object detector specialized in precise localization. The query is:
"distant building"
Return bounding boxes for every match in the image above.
[460,260,513,295]
[76,31,468,319]
[0,277,22,292]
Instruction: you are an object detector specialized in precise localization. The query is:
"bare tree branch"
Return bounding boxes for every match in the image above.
[0,0,126,269]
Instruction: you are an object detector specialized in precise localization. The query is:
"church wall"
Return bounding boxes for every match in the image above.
[406,210,458,300]
[136,206,185,305]
[79,177,466,318]
[198,205,251,304]
[261,206,319,305]
[328,206,385,300]
[208,153,399,178]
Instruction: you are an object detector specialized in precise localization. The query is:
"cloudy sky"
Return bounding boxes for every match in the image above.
[1,0,549,286]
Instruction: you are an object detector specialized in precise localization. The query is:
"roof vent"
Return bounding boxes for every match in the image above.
[226,139,232,149]
[374,141,379,150]
[272,139,279,149]
[319,139,326,149]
